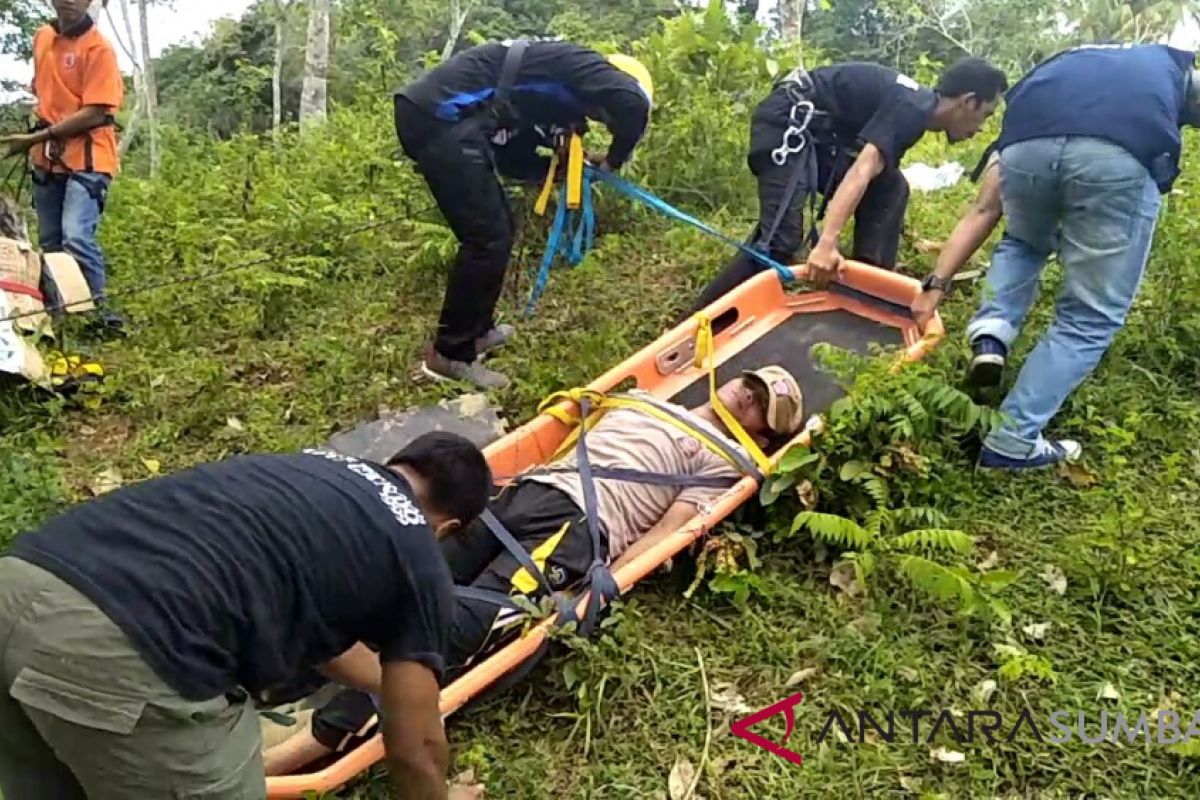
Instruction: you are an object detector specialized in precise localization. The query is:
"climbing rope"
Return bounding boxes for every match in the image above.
[0,211,421,327]
[524,161,798,316]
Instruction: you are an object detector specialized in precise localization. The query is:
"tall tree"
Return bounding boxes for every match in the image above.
[124,0,161,173]
[299,0,330,129]
[271,0,297,136]
[441,0,473,60]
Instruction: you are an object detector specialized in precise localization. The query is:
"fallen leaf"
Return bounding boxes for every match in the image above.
[668,756,696,800]
[150,373,166,388]
[1022,622,1052,641]
[1058,461,1098,488]
[1098,682,1121,701]
[89,467,124,496]
[79,424,97,437]
[930,746,966,764]
[898,666,920,683]
[785,666,821,688]
[710,683,752,715]
[899,775,921,793]
[713,757,737,774]
[141,457,161,475]
[226,416,245,432]
[795,479,817,509]
[915,238,944,254]
[452,768,476,786]
[971,678,998,705]
[977,550,1001,571]
[829,563,862,597]
[952,268,982,283]
[1040,564,1067,595]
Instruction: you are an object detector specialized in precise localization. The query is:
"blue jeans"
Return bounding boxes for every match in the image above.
[966,136,1162,457]
[32,170,112,302]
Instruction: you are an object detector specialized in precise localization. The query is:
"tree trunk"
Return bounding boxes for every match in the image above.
[441,0,472,61]
[136,0,160,174]
[299,0,330,129]
[273,1,285,137]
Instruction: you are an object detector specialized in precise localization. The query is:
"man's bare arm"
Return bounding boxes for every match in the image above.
[380,660,449,800]
[911,155,1003,329]
[934,155,1003,280]
[610,501,700,571]
[318,642,383,695]
[805,144,886,286]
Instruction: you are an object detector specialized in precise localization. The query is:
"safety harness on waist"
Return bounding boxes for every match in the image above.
[758,66,843,256]
[451,313,774,695]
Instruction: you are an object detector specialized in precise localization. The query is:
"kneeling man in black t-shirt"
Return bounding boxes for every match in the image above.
[0,432,491,800]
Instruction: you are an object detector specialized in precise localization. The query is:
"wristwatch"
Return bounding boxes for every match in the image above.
[920,273,953,294]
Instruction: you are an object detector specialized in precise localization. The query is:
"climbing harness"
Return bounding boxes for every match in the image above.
[771,70,819,168]
[758,66,829,256]
[451,310,774,698]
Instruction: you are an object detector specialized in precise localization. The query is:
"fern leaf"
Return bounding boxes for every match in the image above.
[893,528,975,554]
[864,508,891,537]
[791,511,875,550]
[894,507,949,528]
[896,388,928,422]
[862,476,890,509]
[896,554,976,606]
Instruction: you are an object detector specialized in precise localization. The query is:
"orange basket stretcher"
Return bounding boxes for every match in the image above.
[265,261,944,798]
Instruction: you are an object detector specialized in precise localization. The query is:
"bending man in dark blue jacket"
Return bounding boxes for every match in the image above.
[395,40,654,390]
[917,44,1199,469]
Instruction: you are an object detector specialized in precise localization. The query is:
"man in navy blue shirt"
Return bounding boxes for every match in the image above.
[395,40,654,391]
[0,433,492,800]
[908,43,1200,469]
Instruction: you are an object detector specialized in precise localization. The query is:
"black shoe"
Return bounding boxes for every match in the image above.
[84,310,129,340]
[966,335,1006,389]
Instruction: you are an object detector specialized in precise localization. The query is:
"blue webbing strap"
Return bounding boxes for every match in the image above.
[454,585,525,612]
[573,396,621,636]
[587,167,795,283]
[525,166,796,316]
[523,177,595,317]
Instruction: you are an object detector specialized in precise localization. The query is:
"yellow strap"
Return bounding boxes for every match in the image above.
[692,312,774,475]
[566,133,584,210]
[597,395,749,473]
[534,150,560,217]
[537,387,751,474]
[509,520,571,595]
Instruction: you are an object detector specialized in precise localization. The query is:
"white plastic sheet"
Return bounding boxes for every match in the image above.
[902,161,965,192]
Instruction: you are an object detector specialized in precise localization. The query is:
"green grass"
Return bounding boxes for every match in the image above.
[4,124,1200,799]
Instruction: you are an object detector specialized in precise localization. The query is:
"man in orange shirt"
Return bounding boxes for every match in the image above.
[1,0,126,336]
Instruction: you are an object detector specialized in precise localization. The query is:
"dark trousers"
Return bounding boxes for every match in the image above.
[691,92,911,313]
[394,97,514,363]
[438,480,598,685]
[304,482,598,758]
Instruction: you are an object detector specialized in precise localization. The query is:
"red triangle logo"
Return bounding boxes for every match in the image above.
[729,691,805,767]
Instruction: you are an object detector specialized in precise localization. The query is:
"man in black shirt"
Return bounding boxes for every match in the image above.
[692,58,1008,310]
[0,433,491,800]
[395,39,654,390]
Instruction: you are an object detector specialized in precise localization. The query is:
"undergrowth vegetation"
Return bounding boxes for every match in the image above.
[3,2,1200,798]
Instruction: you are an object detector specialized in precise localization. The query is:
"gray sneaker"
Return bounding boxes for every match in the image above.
[422,349,511,390]
[475,324,515,356]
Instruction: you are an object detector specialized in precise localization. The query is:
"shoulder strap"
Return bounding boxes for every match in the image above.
[497,39,529,95]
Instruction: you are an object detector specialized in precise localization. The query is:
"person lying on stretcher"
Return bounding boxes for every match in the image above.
[262,365,805,775]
